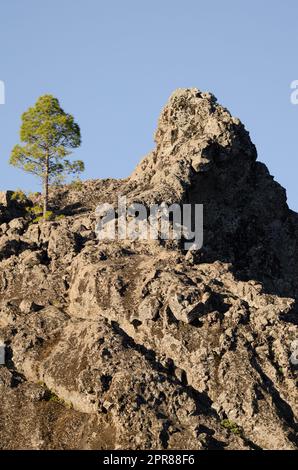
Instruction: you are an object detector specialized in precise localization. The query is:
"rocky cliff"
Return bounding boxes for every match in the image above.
[0,88,297,450]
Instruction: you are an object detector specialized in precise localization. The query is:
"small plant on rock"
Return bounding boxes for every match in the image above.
[11,189,27,203]
[69,178,83,191]
[45,390,72,408]
[221,419,242,435]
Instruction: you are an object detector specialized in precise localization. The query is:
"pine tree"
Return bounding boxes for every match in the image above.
[10,95,84,220]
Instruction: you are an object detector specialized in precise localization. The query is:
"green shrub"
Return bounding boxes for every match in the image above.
[45,390,72,408]
[26,204,65,223]
[32,211,54,223]
[28,205,43,216]
[221,419,242,435]
[11,189,27,202]
[25,205,54,223]
[69,178,83,191]
[48,393,63,404]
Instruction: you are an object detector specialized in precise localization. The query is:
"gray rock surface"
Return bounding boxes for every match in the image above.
[0,88,297,449]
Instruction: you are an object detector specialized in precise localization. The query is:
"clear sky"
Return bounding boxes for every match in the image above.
[0,0,298,210]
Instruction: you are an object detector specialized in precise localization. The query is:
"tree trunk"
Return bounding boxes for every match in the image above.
[43,153,49,221]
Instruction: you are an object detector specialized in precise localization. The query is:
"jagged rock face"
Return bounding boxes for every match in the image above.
[0,89,297,450]
[131,89,257,200]
[131,89,298,298]
[0,191,30,223]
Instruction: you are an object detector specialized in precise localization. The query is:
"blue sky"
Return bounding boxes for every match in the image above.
[0,0,298,210]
